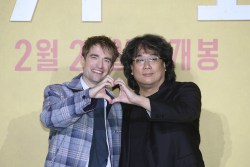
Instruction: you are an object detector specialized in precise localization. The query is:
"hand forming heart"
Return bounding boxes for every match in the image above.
[89,76,137,105]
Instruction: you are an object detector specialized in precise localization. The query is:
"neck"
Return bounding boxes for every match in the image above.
[82,75,96,87]
[138,79,165,97]
[139,86,159,97]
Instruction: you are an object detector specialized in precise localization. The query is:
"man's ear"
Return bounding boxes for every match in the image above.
[163,62,168,71]
[130,65,134,75]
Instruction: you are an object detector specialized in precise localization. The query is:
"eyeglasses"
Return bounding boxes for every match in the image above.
[132,56,162,65]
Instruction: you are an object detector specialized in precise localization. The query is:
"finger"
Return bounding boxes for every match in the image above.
[106,75,114,81]
[114,78,125,85]
[89,82,112,98]
[102,76,115,87]
[104,75,114,83]
[116,81,128,91]
[114,81,125,89]
[103,95,112,104]
[111,97,120,104]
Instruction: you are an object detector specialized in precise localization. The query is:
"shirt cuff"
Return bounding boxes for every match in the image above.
[146,110,151,117]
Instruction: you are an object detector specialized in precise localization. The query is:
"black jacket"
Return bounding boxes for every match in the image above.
[119,81,205,167]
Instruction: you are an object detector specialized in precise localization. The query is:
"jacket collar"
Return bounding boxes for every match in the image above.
[65,73,83,90]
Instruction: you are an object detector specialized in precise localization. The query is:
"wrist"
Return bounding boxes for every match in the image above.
[137,96,151,111]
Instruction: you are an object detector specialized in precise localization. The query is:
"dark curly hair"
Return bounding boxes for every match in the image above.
[120,34,176,90]
[82,35,119,65]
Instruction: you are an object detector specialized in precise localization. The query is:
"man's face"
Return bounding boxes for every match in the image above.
[131,48,165,91]
[81,44,114,87]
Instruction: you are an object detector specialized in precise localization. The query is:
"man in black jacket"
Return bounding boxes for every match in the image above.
[112,34,205,167]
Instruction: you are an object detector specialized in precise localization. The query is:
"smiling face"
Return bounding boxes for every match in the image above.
[131,48,166,94]
[81,44,113,87]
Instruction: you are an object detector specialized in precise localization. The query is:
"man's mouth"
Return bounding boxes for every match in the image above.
[143,73,153,76]
[92,69,103,74]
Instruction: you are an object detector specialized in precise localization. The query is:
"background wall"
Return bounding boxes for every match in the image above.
[0,0,250,166]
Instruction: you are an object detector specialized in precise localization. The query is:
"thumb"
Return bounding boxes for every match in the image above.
[110,98,119,104]
[103,95,112,104]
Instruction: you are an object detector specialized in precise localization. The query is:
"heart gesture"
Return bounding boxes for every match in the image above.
[112,78,151,111]
[89,76,151,111]
[112,78,137,104]
[89,75,115,103]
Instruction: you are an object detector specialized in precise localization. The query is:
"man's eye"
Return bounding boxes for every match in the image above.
[150,57,158,62]
[136,59,144,63]
[104,59,111,63]
[90,55,98,59]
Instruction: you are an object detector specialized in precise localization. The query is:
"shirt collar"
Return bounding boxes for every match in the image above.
[80,76,90,90]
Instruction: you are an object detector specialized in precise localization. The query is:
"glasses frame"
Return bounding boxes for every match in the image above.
[132,56,162,65]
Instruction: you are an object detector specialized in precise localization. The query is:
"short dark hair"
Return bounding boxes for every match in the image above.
[82,36,119,65]
[120,34,176,90]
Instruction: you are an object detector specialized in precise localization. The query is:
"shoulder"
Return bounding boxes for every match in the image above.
[43,74,82,94]
[172,82,201,96]
[175,81,200,90]
[44,82,69,92]
[43,79,78,98]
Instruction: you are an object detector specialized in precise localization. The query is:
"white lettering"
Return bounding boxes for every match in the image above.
[198,0,250,20]
[10,0,102,22]
[10,0,38,21]
[82,0,102,22]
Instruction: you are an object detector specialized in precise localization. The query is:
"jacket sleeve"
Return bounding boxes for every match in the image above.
[149,82,201,123]
[40,84,96,130]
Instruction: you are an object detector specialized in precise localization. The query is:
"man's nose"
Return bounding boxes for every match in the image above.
[97,58,104,68]
[143,59,152,69]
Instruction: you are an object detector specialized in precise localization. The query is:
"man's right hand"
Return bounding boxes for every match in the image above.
[89,75,114,103]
